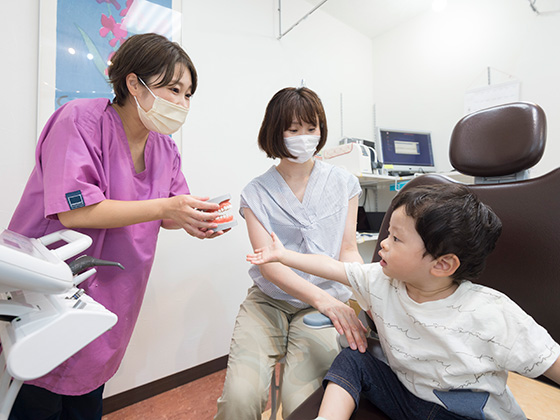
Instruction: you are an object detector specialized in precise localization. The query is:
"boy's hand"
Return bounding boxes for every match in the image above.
[246,232,285,264]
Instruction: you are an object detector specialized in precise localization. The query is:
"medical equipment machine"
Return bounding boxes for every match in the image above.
[0,229,121,419]
[319,143,378,175]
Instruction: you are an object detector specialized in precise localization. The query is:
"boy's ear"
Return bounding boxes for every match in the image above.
[431,254,460,278]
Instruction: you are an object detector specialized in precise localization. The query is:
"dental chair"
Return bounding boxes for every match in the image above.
[285,102,560,420]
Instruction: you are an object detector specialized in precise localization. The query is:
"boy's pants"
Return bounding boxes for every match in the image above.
[215,286,340,419]
[325,348,474,420]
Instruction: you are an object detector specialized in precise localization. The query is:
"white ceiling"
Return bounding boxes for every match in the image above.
[311,0,560,38]
[307,0,435,39]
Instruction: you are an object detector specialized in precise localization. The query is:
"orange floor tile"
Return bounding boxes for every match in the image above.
[103,369,560,420]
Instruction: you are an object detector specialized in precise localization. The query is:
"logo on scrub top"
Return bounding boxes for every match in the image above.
[66,190,85,210]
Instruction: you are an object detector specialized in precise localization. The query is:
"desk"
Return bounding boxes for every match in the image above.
[356,232,378,244]
[355,171,474,187]
[355,172,474,261]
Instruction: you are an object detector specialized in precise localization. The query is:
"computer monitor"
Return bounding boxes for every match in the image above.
[377,128,435,175]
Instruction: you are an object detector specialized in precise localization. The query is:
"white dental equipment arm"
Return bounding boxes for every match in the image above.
[0,229,121,419]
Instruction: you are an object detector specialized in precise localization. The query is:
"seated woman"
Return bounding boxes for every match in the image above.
[214,87,367,419]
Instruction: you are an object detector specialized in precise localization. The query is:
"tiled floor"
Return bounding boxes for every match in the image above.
[102,370,227,420]
[102,370,560,420]
[507,373,560,420]
[102,369,277,420]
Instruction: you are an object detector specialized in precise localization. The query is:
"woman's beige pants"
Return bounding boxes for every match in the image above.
[214,286,340,419]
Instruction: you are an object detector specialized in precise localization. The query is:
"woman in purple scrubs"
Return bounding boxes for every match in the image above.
[8,33,223,420]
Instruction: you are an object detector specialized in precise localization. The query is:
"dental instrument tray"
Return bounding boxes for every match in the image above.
[0,229,121,419]
[0,229,91,294]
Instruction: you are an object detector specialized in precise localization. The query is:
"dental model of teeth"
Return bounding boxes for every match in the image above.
[207,194,237,232]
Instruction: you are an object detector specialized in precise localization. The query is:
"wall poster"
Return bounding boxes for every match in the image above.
[37,0,182,144]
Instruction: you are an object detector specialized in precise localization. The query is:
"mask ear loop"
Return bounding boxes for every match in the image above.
[137,75,189,116]
[137,76,157,99]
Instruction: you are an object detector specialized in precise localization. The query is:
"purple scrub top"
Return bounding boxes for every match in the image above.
[9,98,189,395]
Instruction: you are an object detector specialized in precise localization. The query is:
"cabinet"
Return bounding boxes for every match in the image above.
[355,172,474,262]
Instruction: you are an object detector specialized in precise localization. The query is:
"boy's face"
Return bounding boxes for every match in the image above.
[378,206,435,284]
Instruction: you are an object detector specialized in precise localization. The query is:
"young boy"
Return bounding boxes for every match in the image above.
[247,184,560,420]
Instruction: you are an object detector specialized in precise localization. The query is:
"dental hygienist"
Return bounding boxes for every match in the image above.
[8,33,225,420]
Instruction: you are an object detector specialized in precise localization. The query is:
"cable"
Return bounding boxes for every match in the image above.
[529,0,539,14]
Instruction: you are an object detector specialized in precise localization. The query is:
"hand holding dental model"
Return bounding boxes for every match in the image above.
[159,194,231,238]
[58,193,227,240]
[202,194,237,233]
[163,193,237,235]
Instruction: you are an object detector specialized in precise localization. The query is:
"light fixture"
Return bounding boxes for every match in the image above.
[68,47,76,55]
[528,0,560,15]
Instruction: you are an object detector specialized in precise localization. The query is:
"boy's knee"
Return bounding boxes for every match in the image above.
[335,347,366,365]
[328,347,374,382]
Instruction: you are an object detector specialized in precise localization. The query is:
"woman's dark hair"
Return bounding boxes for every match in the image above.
[258,87,328,159]
[392,184,502,282]
[108,33,197,106]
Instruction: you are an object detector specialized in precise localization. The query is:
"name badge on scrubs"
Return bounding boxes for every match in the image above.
[66,190,85,210]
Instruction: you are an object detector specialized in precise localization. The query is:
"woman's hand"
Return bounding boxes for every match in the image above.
[318,297,368,353]
[58,195,229,240]
[164,195,224,239]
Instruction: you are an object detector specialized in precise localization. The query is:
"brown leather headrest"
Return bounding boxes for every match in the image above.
[449,102,546,177]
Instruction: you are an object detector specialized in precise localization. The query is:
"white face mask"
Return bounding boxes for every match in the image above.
[135,77,189,135]
[284,134,321,163]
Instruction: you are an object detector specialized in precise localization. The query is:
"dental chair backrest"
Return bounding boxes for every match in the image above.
[285,102,558,420]
[374,102,560,364]
[364,102,560,419]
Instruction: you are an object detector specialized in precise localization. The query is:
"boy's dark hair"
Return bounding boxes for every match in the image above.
[258,87,328,159]
[392,183,502,282]
[108,33,197,106]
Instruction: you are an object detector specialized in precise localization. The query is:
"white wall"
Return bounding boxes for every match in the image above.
[3,0,559,401]
[110,0,374,398]
[371,0,560,177]
[0,3,39,228]
[109,1,374,398]
[0,0,374,398]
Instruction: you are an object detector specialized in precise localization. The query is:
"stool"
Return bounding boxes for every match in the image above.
[269,357,285,420]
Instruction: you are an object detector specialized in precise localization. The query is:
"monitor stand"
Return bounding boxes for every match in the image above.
[388,171,415,177]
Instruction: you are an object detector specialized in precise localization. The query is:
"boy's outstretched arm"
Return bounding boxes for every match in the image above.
[247,232,350,286]
[544,355,560,385]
